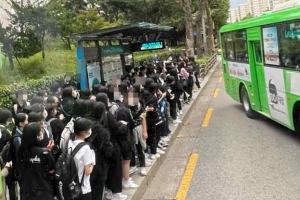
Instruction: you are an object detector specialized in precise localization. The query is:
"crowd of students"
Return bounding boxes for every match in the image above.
[0,53,201,200]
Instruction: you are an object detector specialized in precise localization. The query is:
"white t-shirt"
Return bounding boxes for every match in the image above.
[68,140,96,194]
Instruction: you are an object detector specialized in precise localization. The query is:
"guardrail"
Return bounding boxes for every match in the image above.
[199,53,218,77]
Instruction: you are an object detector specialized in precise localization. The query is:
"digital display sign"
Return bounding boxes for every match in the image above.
[131,41,165,52]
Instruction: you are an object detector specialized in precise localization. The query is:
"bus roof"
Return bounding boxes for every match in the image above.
[220,6,300,33]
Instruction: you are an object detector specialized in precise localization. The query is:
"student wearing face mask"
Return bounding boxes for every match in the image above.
[0,109,17,200]
[17,122,55,200]
[28,111,54,150]
[68,118,96,200]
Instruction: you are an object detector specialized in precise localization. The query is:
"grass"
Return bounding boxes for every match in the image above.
[0,49,76,85]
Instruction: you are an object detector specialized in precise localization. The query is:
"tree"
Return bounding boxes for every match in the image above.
[196,0,204,58]
[205,0,214,54]
[181,0,194,57]
[0,24,15,70]
[241,13,253,21]
[70,8,120,33]
[209,0,230,30]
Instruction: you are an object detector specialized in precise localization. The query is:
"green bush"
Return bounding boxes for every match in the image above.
[18,53,46,79]
[134,49,182,64]
[0,74,65,110]
[195,56,211,65]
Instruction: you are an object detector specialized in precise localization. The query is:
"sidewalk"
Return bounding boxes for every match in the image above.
[123,58,221,200]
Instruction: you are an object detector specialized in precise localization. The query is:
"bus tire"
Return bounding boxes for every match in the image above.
[293,103,300,135]
[241,86,256,119]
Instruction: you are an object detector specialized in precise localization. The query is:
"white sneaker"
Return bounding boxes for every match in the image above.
[122,180,138,189]
[150,154,160,160]
[111,193,128,200]
[157,143,167,150]
[129,166,139,175]
[161,136,170,142]
[157,148,165,155]
[106,190,112,199]
[140,167,147,176]
[179,110,183,115]
[145,160,152,167]
[174,119,182,124]
[145,153,150,159]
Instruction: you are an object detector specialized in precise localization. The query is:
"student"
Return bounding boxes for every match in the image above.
[18,122,55,200]
[68,118,95,200]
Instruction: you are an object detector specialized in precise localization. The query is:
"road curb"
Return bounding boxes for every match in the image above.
[127,60,220,200]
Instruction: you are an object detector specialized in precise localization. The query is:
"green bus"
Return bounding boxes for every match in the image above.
[220,6,300,134]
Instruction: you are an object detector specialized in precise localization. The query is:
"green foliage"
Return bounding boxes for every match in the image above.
[0,49,76,85]
[195,56,211,65]
[209,0,230,29]
[18,53,46,79]
[134,49,181,64]
[0,74,65,110]
[240,13,253,21]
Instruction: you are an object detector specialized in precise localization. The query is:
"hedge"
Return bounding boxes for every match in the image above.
[0,74,65,110]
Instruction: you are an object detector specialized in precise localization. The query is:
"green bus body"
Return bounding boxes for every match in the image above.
[220,6,300,132]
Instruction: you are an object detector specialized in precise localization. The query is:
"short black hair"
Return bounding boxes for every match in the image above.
[28,112,43,123]
[0,109,12,124]
[74,118,93,136]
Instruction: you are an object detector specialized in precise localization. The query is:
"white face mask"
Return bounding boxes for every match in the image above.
[85,129,92,138]
[37,133,44,141]
[43,110,48,119]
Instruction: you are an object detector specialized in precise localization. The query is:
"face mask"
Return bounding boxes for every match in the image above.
[85,129,92,138]
[43,110,48,119]
[72,90,78,98]
[37,133,44,141]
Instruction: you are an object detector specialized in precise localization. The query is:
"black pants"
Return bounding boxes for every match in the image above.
[176,98,182,111]
[130,143,145,167]
[79,193,91,200]
[147,125,157,155]
[106,142,123,194]
[91,181,105,200]
[169,100,177,120]
[194,72,201,89]
[5,172,17,200]
[159,120,168,137]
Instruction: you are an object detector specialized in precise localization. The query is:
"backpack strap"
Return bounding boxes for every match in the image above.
[70,142,87,158]
[47,118,57,124]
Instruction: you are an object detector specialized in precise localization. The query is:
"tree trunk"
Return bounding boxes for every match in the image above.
[204,0,214,55]
[196,0,204,58]
[181,0,194,57]
[41,33,46,60]
[8,54,14,70]
[202,12,209,56]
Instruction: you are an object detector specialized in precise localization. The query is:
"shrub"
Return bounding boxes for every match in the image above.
[0,74,65,110]
[18,53,46,79]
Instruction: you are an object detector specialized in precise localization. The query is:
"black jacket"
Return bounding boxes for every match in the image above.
[89,124,113,182]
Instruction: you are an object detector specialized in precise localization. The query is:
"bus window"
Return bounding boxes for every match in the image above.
[234,31,248,62]
[254,42,262,63]
[223,33,235,60]
[278,21,300,69]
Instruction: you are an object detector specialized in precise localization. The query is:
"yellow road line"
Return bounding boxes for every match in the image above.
[175,153,199,200]
[219,77,223,82]
[213,88,220,98]
[202,108,213,127]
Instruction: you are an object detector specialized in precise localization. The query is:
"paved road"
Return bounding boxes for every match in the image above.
[143,64,300,200]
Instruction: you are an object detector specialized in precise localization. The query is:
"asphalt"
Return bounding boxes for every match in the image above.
[143,60,300,200]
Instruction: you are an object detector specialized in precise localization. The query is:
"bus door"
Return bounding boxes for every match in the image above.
[249,41,269,113]
[247,27,269,114]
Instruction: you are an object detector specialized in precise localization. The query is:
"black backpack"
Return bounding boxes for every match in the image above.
[55,142,87,200]
[1,133,21,164]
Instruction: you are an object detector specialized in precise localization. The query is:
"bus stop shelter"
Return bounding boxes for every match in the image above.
[71,22,174,90]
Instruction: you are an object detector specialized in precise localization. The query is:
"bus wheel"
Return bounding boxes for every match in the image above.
[241,86,256,119]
